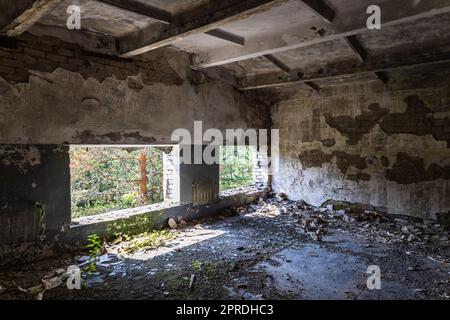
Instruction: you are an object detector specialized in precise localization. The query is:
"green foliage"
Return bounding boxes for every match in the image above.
[191,260,202,272]
[84,234,102,274]
[121,229,174,253]
[219,146,254,191]
[120,192,140,208]
[70,147,164,218]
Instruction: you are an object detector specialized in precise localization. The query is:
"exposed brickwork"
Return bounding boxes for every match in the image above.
[252,146,270,189]
[163,147,180,204]
[0,35,183,86]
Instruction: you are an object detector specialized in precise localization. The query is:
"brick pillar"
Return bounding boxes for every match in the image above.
[252,146,269,189]
[163,145,180,205]
[163,145,220,206]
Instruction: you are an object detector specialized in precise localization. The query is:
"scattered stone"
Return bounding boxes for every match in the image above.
[275,193,288,201]
[42,276,63,290]
[179,220,188,227]
[85,275,104,287]
[168,218,178,229]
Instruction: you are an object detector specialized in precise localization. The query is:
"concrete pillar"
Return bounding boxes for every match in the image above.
[178,145,219,205]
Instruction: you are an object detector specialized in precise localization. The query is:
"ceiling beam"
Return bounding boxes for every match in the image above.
[304,81,320,92]
[0,0,63,37]
[193,0,450,69]
[343,36,367,62]
[205,29,245,46]
[238,50,450,90]
[299,0,335,23]
[374,71,389,85]
[264,54,291,73]
[97,0,172,24]
[29,22,119,55]
[118,0,288,58]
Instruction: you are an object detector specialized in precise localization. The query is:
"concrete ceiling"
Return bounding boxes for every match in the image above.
[2,0,450,93]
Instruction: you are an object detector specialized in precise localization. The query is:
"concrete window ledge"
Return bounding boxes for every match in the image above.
[62,187,269,245]
[70,201,177,227]
[219,185,268,199]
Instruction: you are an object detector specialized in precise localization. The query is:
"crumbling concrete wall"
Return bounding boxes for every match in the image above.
[272,81,450,220]
[0,34,270,261]
[0,35,268,145]
[0,145,70,244]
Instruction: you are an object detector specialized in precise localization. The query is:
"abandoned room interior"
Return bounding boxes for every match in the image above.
[0,0,450,302]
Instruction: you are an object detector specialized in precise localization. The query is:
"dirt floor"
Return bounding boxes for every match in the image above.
[1,196,449,300]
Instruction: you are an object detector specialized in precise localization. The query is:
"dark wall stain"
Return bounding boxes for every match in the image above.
[298,149,332,170]
[386,152,450,184]
[334,151,367,174]
[0,145,71,242]
[298,149,368,179]
[73,130,157,143]
[325,103,389,145]
[380,95,450,147]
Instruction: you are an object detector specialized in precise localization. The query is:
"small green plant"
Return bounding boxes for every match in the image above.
[191,260,202,272]
[122,229,174,253]
[120,192,140,208]
[84,234,102,274]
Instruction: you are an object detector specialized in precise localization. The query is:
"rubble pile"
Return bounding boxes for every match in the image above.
[232,193,450,246]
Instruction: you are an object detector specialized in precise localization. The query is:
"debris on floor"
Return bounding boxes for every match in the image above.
[232,194,450,246]
[1,194,449,300]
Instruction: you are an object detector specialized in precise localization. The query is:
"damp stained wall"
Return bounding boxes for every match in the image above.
[271,81,450,219]
[0,35,269,145]
[0,35,269,249]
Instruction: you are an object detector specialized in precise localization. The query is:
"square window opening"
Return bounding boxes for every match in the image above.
[70,145,169,220]
[219,145,255,192]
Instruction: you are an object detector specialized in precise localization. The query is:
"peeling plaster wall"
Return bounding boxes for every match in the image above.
[0,144,70,244]
[0,35,269,258]
[0,35,268,145]
[272,80,450,219]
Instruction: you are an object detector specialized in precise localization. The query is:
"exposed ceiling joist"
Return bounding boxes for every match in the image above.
[98,1,246,47]
[118,0,288,58]
[97,0,172,24]
[205,29,245,46]
[343,36,367,62]
[343,35,391,84]
[0,0,63,37]
[374,71,389,85]
[299,0,335,23]
[192,0,450,69]
[264,54,291,73]
[238,51,450,90]
[304,81,320,92]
